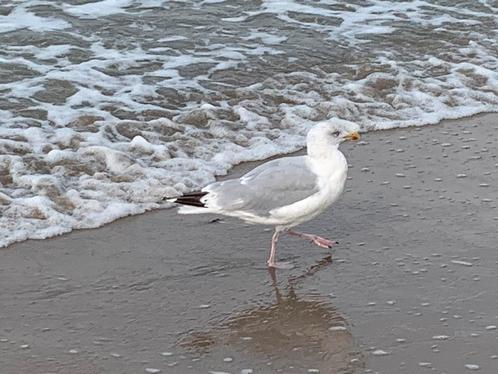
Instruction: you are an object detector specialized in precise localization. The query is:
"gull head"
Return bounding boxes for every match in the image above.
[307,119,360,158]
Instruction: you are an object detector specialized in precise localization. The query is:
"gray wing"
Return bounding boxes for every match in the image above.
[204,156,319,216]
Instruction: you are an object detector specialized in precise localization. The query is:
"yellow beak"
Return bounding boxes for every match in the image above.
[345,131,360,141]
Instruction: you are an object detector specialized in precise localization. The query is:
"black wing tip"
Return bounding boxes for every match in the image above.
[165,191,208,208]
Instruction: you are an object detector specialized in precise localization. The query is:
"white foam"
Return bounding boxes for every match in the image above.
[63,0,134,19]
[0,6,70,33]
[244,31,288,45]
[34,45,75,60]
[201,0,226,3]
[158,36,188,43]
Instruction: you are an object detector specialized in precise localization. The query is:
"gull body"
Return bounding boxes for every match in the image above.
[169,119,360,268]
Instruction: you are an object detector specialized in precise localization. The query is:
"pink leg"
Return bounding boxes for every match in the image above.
[287,230,338,249]
[267,230,280,267]
[267,229,293,269]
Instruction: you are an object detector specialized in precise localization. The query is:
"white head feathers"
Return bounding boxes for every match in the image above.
[306,119,360,159]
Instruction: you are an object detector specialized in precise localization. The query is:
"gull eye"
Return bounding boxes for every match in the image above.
[332,130,340,137]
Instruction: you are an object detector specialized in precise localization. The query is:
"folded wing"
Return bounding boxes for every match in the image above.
[204,156,320,217]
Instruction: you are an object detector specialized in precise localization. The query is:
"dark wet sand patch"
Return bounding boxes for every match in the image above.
[1,113,498,373]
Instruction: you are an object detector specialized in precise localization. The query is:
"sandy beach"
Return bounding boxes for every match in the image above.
[1,113,498,374]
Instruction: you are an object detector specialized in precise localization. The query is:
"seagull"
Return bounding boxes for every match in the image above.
[167,119,360,268]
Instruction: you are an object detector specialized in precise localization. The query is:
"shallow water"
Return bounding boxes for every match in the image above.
[1,0,498,246]
[2,114,498,373]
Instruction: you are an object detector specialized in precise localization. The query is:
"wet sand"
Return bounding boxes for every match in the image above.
[1,113,498,374]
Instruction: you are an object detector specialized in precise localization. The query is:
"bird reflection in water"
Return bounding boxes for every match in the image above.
[181,256,365,373]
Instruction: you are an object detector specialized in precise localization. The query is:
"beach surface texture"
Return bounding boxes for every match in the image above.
[1,113,497,373]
